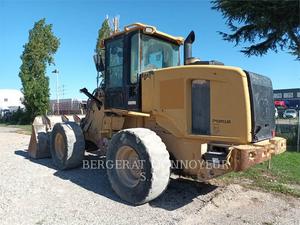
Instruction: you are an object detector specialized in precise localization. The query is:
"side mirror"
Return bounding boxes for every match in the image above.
[93,54,104,72]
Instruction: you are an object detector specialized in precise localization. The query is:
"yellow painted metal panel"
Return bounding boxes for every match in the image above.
[141,65,252,144]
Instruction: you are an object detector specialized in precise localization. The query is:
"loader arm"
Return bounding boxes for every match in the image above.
[80,88,103,109]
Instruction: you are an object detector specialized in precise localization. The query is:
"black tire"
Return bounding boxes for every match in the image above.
[50,122,85,170]
[106,128,171,205]
[36,132,51,158]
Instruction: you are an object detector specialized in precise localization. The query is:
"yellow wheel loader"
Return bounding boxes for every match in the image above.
[28,23,286,205]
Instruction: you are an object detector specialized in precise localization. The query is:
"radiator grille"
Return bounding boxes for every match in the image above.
[191,80,210,135]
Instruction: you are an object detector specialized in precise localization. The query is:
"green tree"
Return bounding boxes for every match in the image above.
[212,0,300,60]
[95,17,112,86]
[95,17,112,54]
[19,19,60,121]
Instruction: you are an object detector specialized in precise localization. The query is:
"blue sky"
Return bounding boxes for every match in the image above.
[1,0,299,100]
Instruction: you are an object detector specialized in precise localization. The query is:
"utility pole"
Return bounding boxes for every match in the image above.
[52,69,59,115]
[297,110,300,152]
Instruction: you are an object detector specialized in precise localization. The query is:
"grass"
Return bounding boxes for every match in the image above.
[0,123,32,135]
[218,150,300,198]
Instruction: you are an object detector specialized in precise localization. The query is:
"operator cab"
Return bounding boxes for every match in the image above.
[102,23,183,110]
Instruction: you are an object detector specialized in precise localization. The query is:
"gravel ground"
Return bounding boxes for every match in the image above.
[0,126,300,225]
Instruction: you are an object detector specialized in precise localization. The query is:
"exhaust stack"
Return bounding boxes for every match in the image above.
[184,31,195,65]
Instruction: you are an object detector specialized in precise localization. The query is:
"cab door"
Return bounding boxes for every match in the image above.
[126,32,141,111]
[104,37,126,109]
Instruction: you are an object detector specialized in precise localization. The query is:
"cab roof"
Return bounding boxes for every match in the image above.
[102,23,184,46]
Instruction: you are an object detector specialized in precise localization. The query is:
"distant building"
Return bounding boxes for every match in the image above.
[273,88,300,109]
[50,98,87,115]
[0,89,24,111]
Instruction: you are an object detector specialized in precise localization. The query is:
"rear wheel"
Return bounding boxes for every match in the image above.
[50,122,85,170]
[106,128,171,205]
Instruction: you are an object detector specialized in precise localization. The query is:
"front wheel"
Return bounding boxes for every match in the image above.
[106,128,171,205]
[50,122,85,170]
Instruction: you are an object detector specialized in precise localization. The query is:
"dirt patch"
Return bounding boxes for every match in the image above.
[285,184,300,192]
[180,184,300,225]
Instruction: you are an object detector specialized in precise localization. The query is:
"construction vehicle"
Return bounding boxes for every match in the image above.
[28,23,286,205]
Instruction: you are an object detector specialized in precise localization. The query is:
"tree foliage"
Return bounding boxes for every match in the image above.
[19,19,60,121]
[95,18,112,85]
[95,18,112,54]
[212,0,300,60]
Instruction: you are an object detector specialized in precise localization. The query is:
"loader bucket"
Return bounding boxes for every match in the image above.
[28,116,52,159]
[28,114,85,159]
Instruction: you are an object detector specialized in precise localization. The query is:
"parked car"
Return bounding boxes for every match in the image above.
[274,100,287,109]
[283,109,298,119]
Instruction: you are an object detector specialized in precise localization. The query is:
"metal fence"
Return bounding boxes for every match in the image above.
[275,112,300,151]
[50,99,87,115]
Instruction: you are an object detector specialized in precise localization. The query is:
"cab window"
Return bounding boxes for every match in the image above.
[141,34,179,71]
[106,38,124,88]
[130,33,180,84]
[130,33,140,84]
